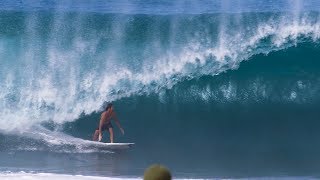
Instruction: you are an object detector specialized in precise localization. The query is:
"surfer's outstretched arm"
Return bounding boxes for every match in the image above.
[113,112,125,135]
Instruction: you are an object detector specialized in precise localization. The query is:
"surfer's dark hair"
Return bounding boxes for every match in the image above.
[105,103,113,111]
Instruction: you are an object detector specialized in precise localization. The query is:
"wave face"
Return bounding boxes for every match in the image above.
[2,2,320,178]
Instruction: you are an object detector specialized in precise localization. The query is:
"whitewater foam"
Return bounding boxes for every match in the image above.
[3,126,115,153]
[0,172,136,180]
[0,172,315,180]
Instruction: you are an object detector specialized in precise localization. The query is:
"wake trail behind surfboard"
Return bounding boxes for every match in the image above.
[12,126,133,153]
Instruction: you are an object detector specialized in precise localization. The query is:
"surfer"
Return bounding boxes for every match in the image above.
[93,103,125,143]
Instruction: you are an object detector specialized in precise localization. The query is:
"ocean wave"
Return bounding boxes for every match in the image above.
[0,12,320,132]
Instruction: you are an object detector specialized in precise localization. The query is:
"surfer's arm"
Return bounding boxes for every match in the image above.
[113,112,124,134]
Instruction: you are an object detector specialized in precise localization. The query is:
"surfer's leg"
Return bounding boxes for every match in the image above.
[93,130,99,141]
[108,128,114,143]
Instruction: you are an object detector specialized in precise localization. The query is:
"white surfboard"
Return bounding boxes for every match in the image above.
[96,142,134,149]
[84,141,135,150]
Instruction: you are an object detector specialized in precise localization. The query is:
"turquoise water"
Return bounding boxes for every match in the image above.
[1,1,320,179]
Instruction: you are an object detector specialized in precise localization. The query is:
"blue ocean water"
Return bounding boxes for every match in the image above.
[1,0,320,179]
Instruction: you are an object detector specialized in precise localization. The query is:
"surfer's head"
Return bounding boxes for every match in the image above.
[144,164,171,180]
[105,103,113,111]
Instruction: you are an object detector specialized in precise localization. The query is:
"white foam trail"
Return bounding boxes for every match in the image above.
[11,126,114,153]
[0,172,315,180]
[0,172,135,180]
